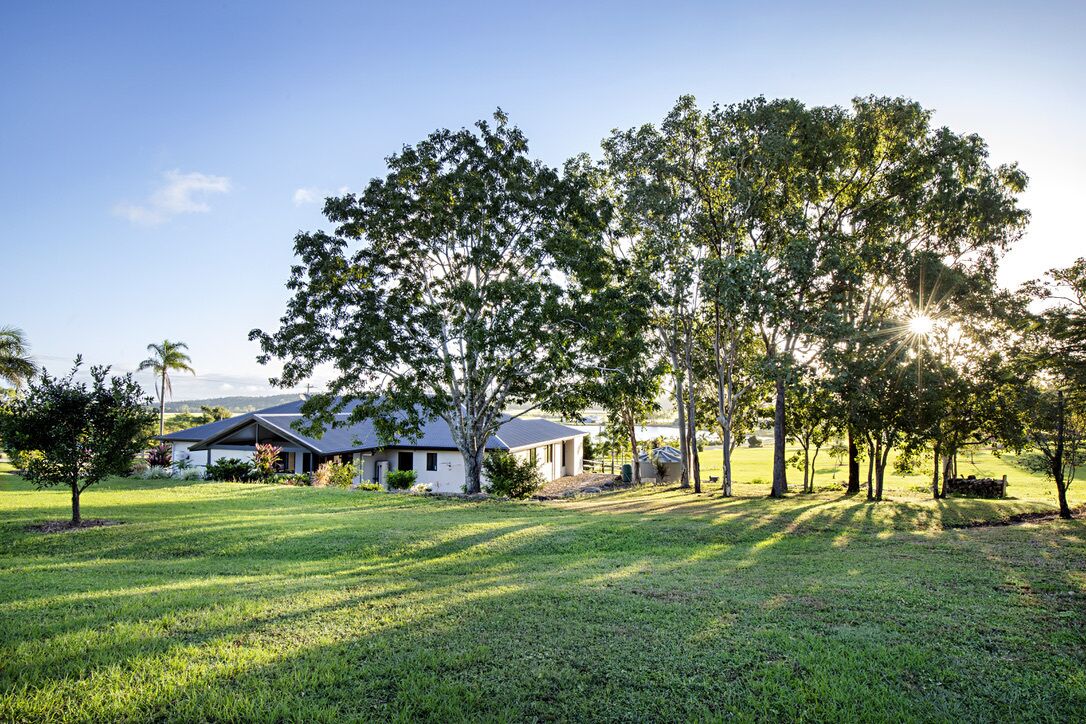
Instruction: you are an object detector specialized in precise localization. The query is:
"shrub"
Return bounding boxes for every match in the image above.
[357,482,381,491]
[129,457,150,476]
[313,460,355,488]
[138,465,173,480]
[385,468,417,490]
[205,457,253,482]
[274,473,312,486]
[410,483,432,493]
[147,443,172,467]
[747,434,762,448]
[251,443,283,481]
[174,467,204,481]
[483,451,542,499]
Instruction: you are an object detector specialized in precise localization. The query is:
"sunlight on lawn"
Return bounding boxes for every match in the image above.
[0,467,1083,721]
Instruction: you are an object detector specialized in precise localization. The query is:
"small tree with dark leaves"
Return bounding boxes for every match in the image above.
[0,358,156,526]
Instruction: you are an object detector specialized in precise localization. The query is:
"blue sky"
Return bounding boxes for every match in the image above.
[2,1,1083,399]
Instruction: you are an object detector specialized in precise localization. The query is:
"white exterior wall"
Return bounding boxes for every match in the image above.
[173,434,586,489]
[170,442,199,467]
[508,436,586,482]
[569,434,586,477]
[173,443,307,474]
[354,449,466,493]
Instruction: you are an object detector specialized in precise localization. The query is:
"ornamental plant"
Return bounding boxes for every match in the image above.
[251,443,282,481]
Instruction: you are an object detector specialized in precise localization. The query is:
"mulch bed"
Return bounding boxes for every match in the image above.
[534,472,628,500]
[27,519,123,534]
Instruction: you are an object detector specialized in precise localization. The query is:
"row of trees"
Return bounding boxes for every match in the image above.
[251,96,1080,512]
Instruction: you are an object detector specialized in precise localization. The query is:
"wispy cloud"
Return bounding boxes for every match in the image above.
[292,187,321,206]
[114,170,231,225]
[292,185,351,206]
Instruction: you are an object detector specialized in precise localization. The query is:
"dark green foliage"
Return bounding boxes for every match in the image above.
[205,458,253,482]
[385,469,417,490]
[250,111,608,493]
[0,358,156,524]
[273,473,312,486]
[199,405,232,421]
[482,450,543,499]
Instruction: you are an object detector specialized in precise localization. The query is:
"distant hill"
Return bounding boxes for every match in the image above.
[164,393,307,414]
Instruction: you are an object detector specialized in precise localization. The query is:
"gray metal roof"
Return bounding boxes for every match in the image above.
[159,415,251,442]
[637,445,683,463]
[166,398,584,454]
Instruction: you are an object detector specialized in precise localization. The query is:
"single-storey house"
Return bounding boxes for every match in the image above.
[160,397,586,493]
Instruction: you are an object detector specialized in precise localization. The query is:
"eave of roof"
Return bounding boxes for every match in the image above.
[163,398,587,455]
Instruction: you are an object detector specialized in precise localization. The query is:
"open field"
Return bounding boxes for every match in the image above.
[1,462,1084,721]
[694,444,1053,496]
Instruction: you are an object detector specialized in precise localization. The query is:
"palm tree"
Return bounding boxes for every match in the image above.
[138,340,195,435]
[0,326,38,388]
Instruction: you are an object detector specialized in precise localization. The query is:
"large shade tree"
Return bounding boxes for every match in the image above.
[817,98,1028,495]
[1015,257,1086,518]
[138,340,195,435]
[0,359,155,525]
[251,112,608,493]
[0,326,38,389]
[602,97,712,492]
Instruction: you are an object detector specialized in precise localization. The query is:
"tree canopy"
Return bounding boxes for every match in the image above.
[0,359,156,525]
[252,111,609,493]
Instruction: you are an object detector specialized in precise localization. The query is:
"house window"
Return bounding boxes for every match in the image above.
[545,445,553,463]
[397,451,414,470]
[529,448,537,465]
[426,452,438,471]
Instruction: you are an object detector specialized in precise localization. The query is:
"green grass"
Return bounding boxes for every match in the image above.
[1,459,1084,721]
[694,444,1051,497]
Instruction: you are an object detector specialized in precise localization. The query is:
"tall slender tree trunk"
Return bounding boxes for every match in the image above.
[866,440,875,500]
[713,303,735,497]
[846,430,860,494]
[803,445,811,493]
[875,441,889,501]
[672,364,690,489]
[809,448,819,493]
[70,482,81,526]
[159,369,166,435]
[1055,390,1072,519]
[628,416,641,487]
[721,423,733,496]
[941,452,953,498]
[931,439,941,499]
[770,375,787,497]
[687,388,701,493]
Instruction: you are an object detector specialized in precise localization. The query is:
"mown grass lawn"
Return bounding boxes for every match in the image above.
[1,459,1084,722]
